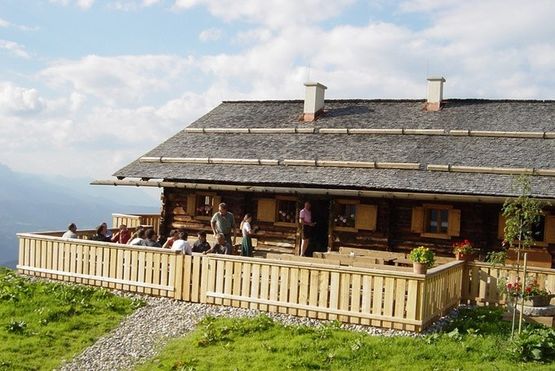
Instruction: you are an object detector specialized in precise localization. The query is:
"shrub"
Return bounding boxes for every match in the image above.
[509,327,555,363]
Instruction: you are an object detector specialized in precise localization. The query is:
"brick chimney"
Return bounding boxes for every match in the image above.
[425,76,446,112]
[303,82,327,121]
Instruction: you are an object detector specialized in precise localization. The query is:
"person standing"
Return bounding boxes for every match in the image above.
[210,202,236,248]
[299,201,315,256]
[240,214,254,257]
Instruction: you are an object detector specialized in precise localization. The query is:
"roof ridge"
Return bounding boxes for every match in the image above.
[221,98,555,104]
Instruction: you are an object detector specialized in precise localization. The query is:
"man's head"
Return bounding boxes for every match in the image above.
[119,224,128,232]
[304,201,311,210]
[216,233,226,245]
[218,202,228,215]
[68,223,77,233]
[145,228,156,240]
[198,231,207,242]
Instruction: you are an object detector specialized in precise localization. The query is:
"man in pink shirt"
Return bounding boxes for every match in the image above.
[299,201,316,256]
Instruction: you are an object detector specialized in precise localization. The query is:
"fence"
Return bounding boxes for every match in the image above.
[112,213,161,235]
[462,261,555,306]
[17,232,475,332]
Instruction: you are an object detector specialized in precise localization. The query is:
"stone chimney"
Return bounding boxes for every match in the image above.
[425,76,446,112]
[303,82,327,121]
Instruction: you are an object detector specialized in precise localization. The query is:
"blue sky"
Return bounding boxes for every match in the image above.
[0,0,554,179]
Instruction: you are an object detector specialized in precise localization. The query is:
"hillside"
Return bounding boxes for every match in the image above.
[0,164,159,267]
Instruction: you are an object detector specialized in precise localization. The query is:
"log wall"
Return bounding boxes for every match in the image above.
[161,189,554,266]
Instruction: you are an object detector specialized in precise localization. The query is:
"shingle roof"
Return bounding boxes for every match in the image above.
[114,99,555,198]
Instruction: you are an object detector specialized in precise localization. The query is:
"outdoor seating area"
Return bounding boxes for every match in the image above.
[15,213,555,332]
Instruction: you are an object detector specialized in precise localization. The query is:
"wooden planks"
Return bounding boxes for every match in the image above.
[17,233,506,332]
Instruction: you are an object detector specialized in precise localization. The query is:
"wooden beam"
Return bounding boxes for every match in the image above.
[91,179,555,204]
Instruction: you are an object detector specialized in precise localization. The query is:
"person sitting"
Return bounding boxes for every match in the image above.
[204,233,232,255]
[192,231,211,253]
[111,224,131,244]
[62,223,78,239]
[92,224,110,242]
[143,228,161,247]
[171,232,193,255]
[127,226,144,244]
[102,222,113,240]
[129,228,146,246]
[162,229,178,249]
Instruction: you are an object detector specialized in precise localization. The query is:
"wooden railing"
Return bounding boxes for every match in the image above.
[17,233,179,297]
[462,261,555,306]
[112,213,161,235]
[17,232,469,332]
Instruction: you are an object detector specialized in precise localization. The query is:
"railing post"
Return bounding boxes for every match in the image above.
[174,254,184,300]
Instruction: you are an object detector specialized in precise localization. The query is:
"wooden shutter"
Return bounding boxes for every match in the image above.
[545,215,555,244]
[497,213,506,240]
[186,194,196,215]
[257,199,276,222]
[448,209,461,237]
[411,207,424,233]
[212,195,222,212]
[355,204,377,231]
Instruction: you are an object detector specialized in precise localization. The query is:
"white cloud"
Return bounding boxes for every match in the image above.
[0,82,45,114]
[233,28,273,44]
[108,0,161,11]
[199,28,222,42]
[50,0,95,9]
[3,0,555,179]
[0,40,31,59]
[173,0,355,28]
[0,17,38,31]
[40,54,195,105]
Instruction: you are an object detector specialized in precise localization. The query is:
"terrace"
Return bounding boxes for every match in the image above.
[16,213,555,332]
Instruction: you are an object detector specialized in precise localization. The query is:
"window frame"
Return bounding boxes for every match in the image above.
[194,193,216,220]
[421,204,452,239]
[334,199,359,232]
[274,195,297,227]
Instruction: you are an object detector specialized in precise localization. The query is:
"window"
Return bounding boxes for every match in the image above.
[276,199,296,224]
[532,216,546,241]
[425,208,449,234]
[195,194,214,217]
[411,205,460,238]
[335,203,357,229]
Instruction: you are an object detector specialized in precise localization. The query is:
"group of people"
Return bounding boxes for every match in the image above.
[62,201,315,257]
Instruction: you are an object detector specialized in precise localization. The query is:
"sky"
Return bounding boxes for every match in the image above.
[1,0,554,179]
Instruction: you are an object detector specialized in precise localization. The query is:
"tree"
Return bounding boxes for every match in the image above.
[502,175,545,336]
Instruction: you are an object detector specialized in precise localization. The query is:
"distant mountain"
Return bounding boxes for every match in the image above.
[0,164,160,268]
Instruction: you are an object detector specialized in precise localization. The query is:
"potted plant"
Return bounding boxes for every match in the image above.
[408,246,435,274]
[523,279,553,307]
[452,239,474,261]
[501,278,554,307]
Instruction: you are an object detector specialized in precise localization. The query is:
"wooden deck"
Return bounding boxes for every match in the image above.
[14,213,555,332]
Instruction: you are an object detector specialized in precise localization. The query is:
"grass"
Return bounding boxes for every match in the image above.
[139,307,555,371]
[0,268,143,371]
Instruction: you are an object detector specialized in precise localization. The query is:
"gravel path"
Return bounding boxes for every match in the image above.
[58,295,458,371]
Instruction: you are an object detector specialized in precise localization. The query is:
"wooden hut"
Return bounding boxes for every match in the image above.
[94,78,555,267]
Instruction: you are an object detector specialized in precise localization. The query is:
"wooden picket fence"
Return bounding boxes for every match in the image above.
[112,213,161,235]
[18,232,555,331]
[462,261,555,306]
[16,232,466,332]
